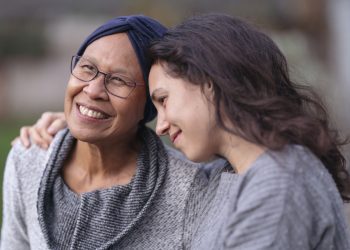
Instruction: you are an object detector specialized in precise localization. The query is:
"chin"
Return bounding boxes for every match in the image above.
[69,127,98,143]
[184,150,213,163]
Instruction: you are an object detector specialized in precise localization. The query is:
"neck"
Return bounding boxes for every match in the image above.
[63,131,141,193]
[218,132,265,174]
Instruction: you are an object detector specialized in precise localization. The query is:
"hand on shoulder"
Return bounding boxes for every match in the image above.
[11,112,66,149]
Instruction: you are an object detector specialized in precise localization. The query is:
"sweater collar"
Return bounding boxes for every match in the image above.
[37,127,168,249]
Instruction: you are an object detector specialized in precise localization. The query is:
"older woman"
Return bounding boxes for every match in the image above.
[1,15,212,249]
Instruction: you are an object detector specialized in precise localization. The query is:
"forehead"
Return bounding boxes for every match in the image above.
[83,33,142,78]
[85,33,132,55]
[149,63,170,89]
[149,63,190,94]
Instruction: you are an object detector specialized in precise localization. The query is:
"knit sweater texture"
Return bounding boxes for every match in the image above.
[184,145,350,250]
[1,128,211,250]
[3,128,349,249]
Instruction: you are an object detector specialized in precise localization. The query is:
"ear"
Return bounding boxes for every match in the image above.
[205,80,213,91]
[202,81,215,102]
[203,80,214,95]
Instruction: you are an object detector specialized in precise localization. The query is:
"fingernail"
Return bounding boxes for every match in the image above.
[48,127,55,134]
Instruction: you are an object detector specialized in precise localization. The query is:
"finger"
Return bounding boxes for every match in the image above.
[28,127,50,149]
[35,126,54,146]
[56,112,65,120]
[37,112,65,134]
[33,112,62,146]
[19,127,31,148]
[47,119,67,135]
[35,112,57,131]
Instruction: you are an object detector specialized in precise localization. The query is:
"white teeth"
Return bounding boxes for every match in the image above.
[79,105,107,119]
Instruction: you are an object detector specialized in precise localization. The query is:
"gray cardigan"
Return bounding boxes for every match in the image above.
[0,129,212,250]
[184,145,350,249]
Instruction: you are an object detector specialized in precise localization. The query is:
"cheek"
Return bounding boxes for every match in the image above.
[187,100,216,136]
[66,78,84,99]
[64,79,83,115]
[64,94,74,120]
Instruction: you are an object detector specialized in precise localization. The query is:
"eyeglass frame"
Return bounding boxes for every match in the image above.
[70,55,145,99]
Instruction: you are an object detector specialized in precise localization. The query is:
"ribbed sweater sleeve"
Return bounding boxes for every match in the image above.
[222,149,350,250]
[188,145,350,250]
[1,144,30,249]
[223,166,312,249]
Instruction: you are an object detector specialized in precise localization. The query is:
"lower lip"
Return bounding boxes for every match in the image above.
[75,104,111,124]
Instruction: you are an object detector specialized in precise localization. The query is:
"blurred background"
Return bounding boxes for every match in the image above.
[0,0,349,225]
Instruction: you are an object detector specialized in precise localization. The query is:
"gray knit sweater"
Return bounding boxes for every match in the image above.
[3,128,349,249]
[184,145,350,249]
[0,128,212,250]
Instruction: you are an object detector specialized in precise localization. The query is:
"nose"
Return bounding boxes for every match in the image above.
[83,73,109,100]
[155,112,170,136]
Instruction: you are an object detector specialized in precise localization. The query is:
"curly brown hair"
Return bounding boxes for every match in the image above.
[149,13,350,202]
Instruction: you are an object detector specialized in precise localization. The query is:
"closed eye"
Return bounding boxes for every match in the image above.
[151,89,168,107]
[157,96,167,106]
[78,63,96,73]
[109,75,126,85]
[108,75,136,87]
[82,64,93,69]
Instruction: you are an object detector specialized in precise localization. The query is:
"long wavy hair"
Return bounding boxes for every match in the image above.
[149,13,350,202]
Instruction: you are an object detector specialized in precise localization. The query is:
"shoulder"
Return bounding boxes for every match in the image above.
[222,146,350,249]
[165,145,200,175]
[4,129,69,189]
[6,142,48,181]
[165,144,226,178]
[235,144,345,227]
[244,144,335,187]
[164,146,216,200]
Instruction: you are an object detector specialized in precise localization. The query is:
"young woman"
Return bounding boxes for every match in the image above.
[14,13,350,249]
[147,13,350,249]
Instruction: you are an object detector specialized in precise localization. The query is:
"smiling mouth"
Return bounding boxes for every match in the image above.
[78,104,110,119]
[170,130,182,144]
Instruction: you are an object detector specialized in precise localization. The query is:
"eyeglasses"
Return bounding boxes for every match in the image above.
[70,55,144,99]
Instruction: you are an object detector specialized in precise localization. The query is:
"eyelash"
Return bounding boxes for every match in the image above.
[158,96,167,106]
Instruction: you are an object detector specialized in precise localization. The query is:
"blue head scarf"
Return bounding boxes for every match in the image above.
[76,15,166,123]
